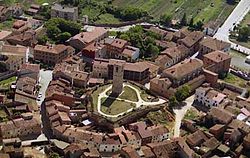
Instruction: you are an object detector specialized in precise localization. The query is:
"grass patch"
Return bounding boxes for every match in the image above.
[95,13,121,24]
[240,11,250,26]
[142,108,175,130]
[223,73,246,88]
[0,18,14,31]
[91,84,111,110]
[119,86,138,102]
[101,97,136,115]
[81,6,101,22]
[0,76,17,89]
[0,109,7,118]
[184,108,199,120]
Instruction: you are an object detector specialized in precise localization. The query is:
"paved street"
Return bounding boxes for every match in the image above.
[36,70,53,106]
[214,0,250,54]
[173,95,195,137]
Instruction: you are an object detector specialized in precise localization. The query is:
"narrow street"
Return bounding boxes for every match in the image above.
[173,95,195,137]
[37,70,53,106]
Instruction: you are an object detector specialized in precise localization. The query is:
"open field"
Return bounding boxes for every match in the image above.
[112,0,236,23]
[3,0,236,24]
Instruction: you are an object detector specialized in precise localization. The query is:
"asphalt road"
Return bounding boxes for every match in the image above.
[214,0,250,54]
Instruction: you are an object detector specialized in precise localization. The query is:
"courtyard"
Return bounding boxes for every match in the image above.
[92,83,166,118]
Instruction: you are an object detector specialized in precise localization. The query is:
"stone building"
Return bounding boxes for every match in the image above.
[34,44,74,65]
[111,59,125,96]
[51,4,78,21]
[203,50,231,75]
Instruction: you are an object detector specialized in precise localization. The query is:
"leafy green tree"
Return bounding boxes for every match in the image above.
[37,35,49,45]
[169,96,179,107]
[119,34,130,41]
[46,25,61,40]
[180,13,187,26]
[146,43,159,58]
[194,20,204,31]
[58,32,72,43]
[45,18,81,43]
[175,85,190,102]
[144,37,155,46]
[189,17,194,28]
[237,26,250,42]
[160,14,172,26]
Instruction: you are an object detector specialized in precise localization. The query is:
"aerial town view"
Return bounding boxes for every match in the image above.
[1,0,250,158]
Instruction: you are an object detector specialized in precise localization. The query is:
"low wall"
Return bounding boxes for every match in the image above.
[83,18,149,28]
[0,71,16,81]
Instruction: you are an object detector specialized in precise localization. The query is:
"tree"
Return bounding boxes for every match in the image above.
[45,18,81,43]
[160,14,172,26]
[146,43,159,58]
[180,13,187,26]
[237,26,250,42]
[189,17,194,28]
[57,32,72,43]
[119,34,130,41]
[37,35,49,45]
[46,25,61,40]
[169,96,178,107]
[175,85,190,102]
[194,20,204,31]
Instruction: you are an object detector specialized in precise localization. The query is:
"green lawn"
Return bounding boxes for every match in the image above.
[91,84,111,110]
[223,73,246,88]
[119,86,138,102]
[0,76,17,88]
[101,97,136,115]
